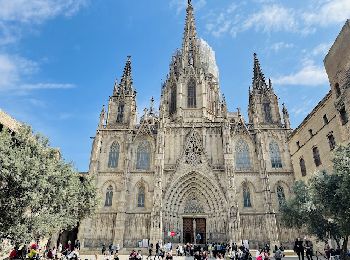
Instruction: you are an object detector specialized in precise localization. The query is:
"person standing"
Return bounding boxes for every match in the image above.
[274,247,284,260]
[305,240,313,260]
[324,241,331,260]
[294,238,305,260]
[75,240,81,251]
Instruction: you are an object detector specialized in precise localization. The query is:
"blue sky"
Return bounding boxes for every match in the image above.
[0,0,349,171]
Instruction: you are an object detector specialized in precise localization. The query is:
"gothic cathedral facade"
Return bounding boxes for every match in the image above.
[78,1,297,249]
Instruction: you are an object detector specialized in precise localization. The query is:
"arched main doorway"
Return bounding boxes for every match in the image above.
[163,171,228,244]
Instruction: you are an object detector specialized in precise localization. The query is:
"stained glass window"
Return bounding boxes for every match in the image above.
[263,102,272,123]
[235,139,251,170]
[269,141,282,168]
[187,79,196,108]
[170,85,177,114]
[116,103,124,123]
[137,186,145,207]
[136,141,150,170]
[108,142,119,168]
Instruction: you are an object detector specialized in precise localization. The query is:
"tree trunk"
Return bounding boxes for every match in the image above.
[341,235,349,260]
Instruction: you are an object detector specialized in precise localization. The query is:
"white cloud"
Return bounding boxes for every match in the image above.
[203,0,350,38]
[270,42,294,52]
[0,0,87,23]
[242,5,297,33]
[0,53,75,92]
[303,0,350,26]
[310,42,332,56]
[0,0,87,45]
[272,59,328,86]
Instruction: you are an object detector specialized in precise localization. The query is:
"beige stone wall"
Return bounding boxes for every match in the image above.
[289,92,342,181]
[289,20,350,182]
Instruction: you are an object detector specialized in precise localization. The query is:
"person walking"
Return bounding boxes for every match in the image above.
[305,240,313,260]
[147,243,153,260]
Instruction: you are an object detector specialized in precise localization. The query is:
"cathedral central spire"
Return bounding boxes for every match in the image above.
[182,0,198,67]
[252,53,271,92]
[119,56,134,95]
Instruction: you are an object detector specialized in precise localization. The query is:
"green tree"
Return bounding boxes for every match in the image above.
[281,143,350,260]
[0,125,98,243]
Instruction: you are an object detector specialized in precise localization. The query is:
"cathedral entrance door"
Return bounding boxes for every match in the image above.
[183,218,206,244]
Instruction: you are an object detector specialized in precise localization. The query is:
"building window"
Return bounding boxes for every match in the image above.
[169,85,177,114]
[269,141,282,168]
[137,186,145,207]
[276,185,286,207]
[296,141,300,149]
[323,114,329,125]
[105,185,113,207]
[335,83,341,97]
[136,141,151,170]
[308,129,313,137]
[243,183,252,208]
[108,142,119,168]
[313,146,322,167]
[187,79,196,108]
[327,133,336,150]
[116,103,124,123]
[339,107,348,125]
[235,139,251,170]
[300,158,307,177]
[263,102,273,123]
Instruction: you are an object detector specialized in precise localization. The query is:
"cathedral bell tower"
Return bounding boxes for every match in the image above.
[159,0,223,123]
[248,53,283,128]
[106,56,137,128]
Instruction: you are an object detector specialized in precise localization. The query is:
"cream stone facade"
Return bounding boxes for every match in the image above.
[78,1,297,249]
[0,109,20,132]
[289,20,350,181]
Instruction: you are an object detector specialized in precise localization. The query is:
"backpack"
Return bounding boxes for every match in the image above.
[275,250,282,259]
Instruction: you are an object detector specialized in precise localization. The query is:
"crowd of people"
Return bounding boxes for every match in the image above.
[8,239,81,260]
[293,238,347,260]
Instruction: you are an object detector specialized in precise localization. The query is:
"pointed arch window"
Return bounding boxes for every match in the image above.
[105,185,113,207]
[170,84,177,114]
[108,142,119,168]
[137,186,145,207]
[187,79,196,108]
[300,157,307,176]
[136,141,151,170]
[116,103,125,123]
[263,102,273,123]
[243,183,252,208]
[276,185,286,207]
[235,139,251,170]
[313,146,321,167]
[269,141,282,168]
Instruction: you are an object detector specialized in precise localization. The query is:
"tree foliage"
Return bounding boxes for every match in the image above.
[281,143,350,259]
[0,125,98,243]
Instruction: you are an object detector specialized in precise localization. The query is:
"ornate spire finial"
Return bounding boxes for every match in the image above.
[149,96,154,114]
[113,78,118,95]
[98,105,105,128]
[120,56,133,94]
[252,53,268,91]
